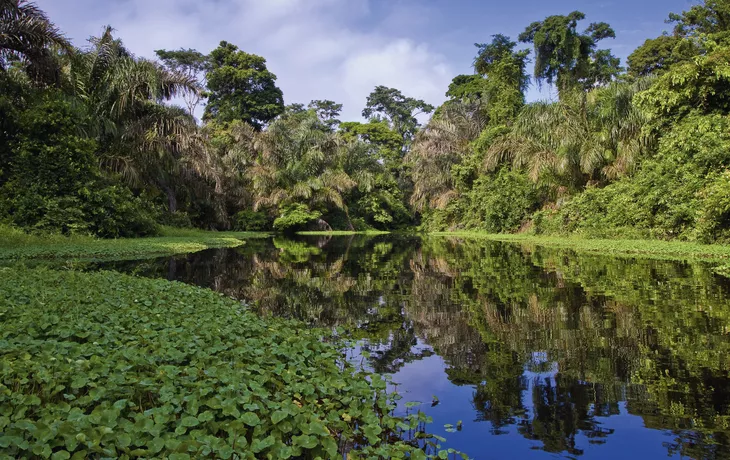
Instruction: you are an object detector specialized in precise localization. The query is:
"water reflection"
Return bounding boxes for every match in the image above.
[97,236,730,459]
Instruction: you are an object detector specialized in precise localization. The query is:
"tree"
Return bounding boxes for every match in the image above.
[69,27,203,216]
[340,121,403,171]
[445,74,488,102]
[636,40,730,122]
[155,48,209,116]
[669,0,730,41]
[362,86,435,152]
[0,81,157,237]
[0,0,73,85]
[627,35,683,77]
[409,101,488,211]
[518,11,619,95]
[203,41,284,129]
[308,99,343,130]
[250,111,356,230]
[487,80,650,190]
[473,34,531,123]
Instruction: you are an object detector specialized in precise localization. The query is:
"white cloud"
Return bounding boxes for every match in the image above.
[35,0,453,121]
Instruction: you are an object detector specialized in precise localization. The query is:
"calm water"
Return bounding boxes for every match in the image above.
[97,235,730,459]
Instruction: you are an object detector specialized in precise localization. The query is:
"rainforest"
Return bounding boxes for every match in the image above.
[2,0,730,240]
[3,0,730,459]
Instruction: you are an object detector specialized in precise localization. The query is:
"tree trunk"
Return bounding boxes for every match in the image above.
[343,206,355,231]
[164,186,177,214]
[316,218,333,232]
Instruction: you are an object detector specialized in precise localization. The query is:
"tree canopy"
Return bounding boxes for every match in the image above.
[203,41,284,130]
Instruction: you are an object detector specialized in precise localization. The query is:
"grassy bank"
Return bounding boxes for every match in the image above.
[0,225,270,261]
[297,230,391,236]
[0,267,455,459]
[430,232,730,262]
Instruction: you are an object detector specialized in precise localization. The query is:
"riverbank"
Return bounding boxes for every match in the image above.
[297,230,391,236]
[430,232,730,262]
[0,266,451,459]
[0,225,269,260]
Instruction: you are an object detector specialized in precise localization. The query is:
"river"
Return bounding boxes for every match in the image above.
[97,235,730,459]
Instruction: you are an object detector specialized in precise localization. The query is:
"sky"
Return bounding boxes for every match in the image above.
[36,0,693,121]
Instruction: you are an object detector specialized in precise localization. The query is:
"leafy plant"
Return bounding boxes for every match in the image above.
[0,267,461,459]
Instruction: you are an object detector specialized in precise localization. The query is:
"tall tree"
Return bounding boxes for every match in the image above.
[627,35,683,77]
[518,11,620,96]
[204,41,284,130]
[362,86,435,153]
[155,48,209,116]
[0,0,73,85]
[308,99,342,130]
[69,27,202,214]
[409,100,488,211]
[669,0,730,41]
[473,34,531,124]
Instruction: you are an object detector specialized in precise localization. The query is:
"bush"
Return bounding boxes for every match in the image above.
[158,211,193,229]
[0,88,158,238]
[273,204,322,232]
[696,171,730,243]
[531,113,730,241]
[232,210,269,231]
[0,268,458,459]
[463,168,543,233]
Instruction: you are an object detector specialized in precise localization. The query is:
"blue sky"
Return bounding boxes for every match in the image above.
[36,0,692,120]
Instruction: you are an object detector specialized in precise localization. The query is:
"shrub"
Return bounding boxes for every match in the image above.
[273,204,322,232]
[696,171,730,243]
[463,168,543,233]
[0,88,158,238]
[232,210,269,231]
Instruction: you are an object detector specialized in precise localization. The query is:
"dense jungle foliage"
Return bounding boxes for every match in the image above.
[2,0,730,241]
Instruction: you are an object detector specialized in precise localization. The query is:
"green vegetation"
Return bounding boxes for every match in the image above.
[3,0,730,243]
[5,0,730,456]
[113,235,730,457]
[0,225,252,261]
[430,231,730,262]
[0,267,461,459]
[298,231,391,236]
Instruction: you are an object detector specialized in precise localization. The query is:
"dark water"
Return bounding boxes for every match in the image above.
[96,235,730,459]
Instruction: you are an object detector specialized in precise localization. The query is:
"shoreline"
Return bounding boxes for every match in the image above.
[429,231,730,262]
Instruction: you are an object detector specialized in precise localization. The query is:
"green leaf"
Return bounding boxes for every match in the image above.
[181,416,200,427]
[116,433,131,448]
[240,412,260,427]
[293,434,318,449]
[271,410,288,424]
[168,454,190,460]
[147,438,165,454]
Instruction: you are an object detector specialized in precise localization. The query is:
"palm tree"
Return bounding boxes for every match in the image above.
[68,27,205,216]
[408,100,487,210]
[486,98,587,190]
[584,79,653,180]
[486,80,650,191]
[0,0,73,84]
[250,111,357,229]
